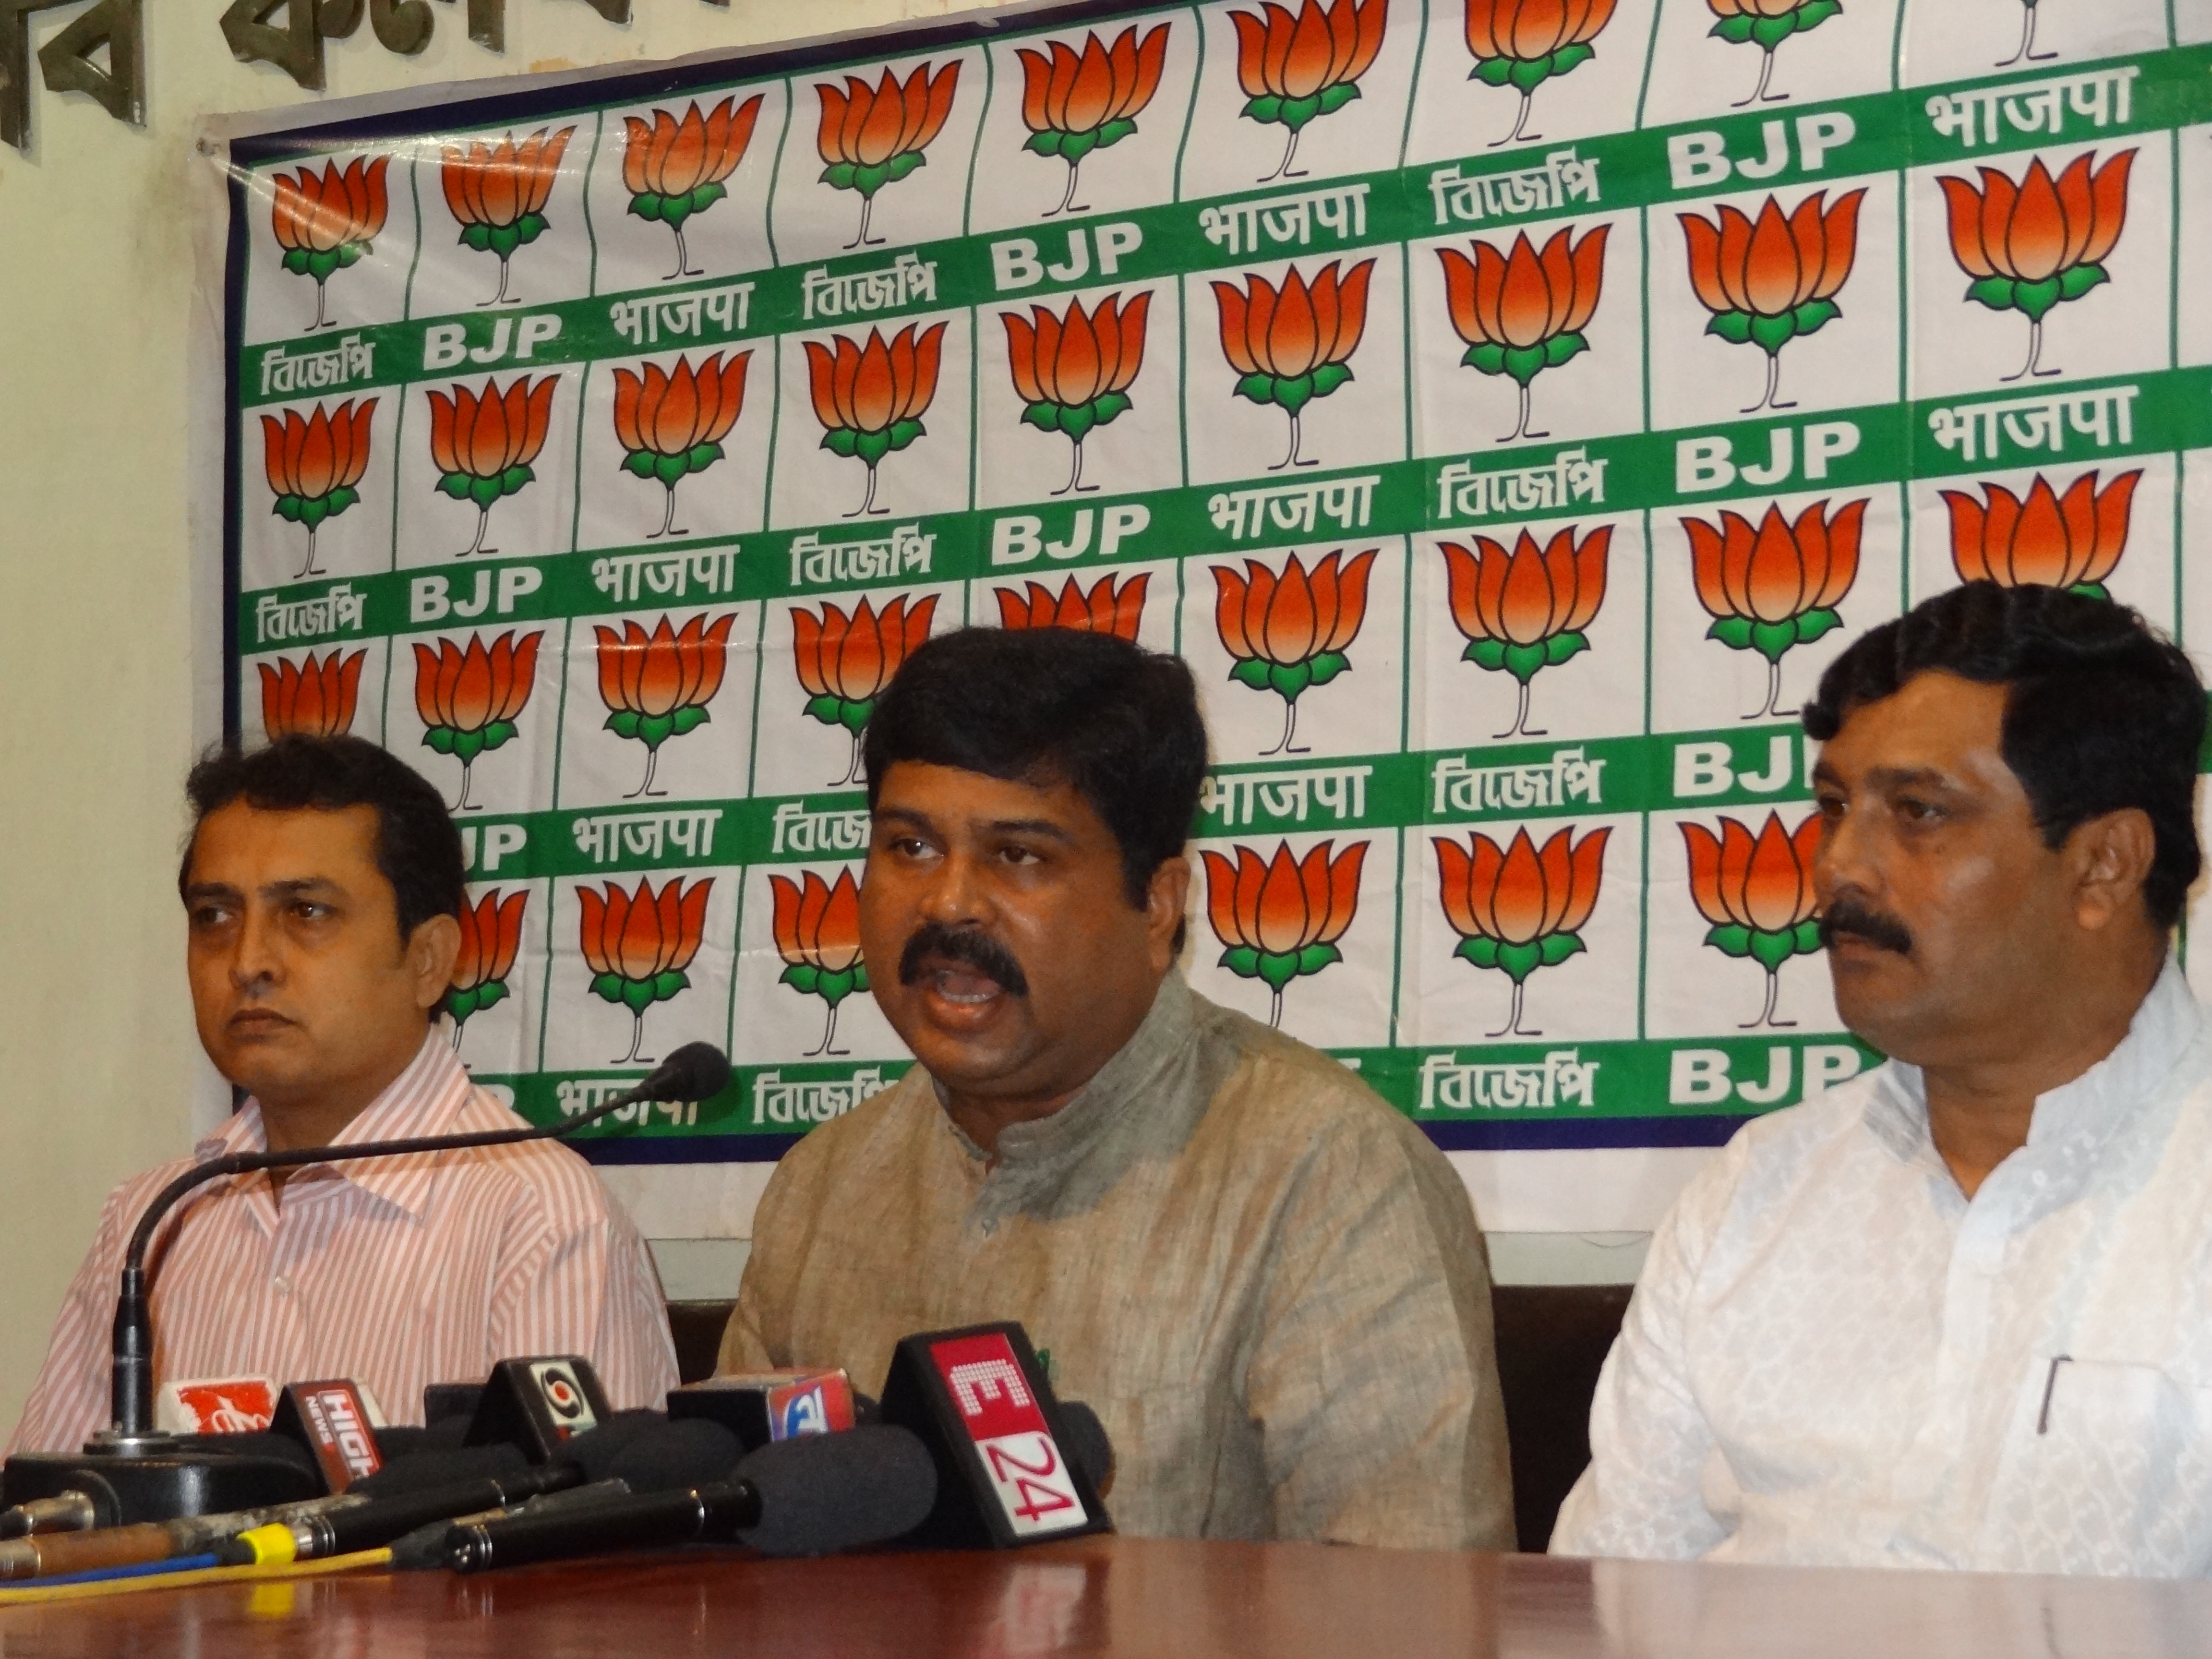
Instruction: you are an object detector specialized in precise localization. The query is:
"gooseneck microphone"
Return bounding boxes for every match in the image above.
[106,1043,731,1442]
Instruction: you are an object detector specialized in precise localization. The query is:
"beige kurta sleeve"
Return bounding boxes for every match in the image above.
[715,1140,817,1375]
[1242,1105,1515,1550]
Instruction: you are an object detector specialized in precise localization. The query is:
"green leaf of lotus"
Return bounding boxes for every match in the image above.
[1273,373,1316,415]
[623,449,658,478]
[804,693,844,725]
[424,725,457,755]
[1305,650,1348,687]
[1539,931,1585,968]
[1545,630,1588,667]
[1317,83,1360,116]
[1267,660,1315,700]
[445,986,481,1022]
[1058,401,1097,442]
[1023,401,1062,432]
[822,968,863,1006]
[488,225,524,261]
[1456,936,1501,969]
[606,709,643,739]
[1234,372,1277,405]
[461,224,493,252]
[1230,658,1274,691]
[1749,928,1799,973]
[274,494,304,523]
[1751,13,1798,48]
[517,213,548,245]
[693,180,727,211]
[660,195,695,233]
[1704,923,1753,958]
[1503,640,1549,683]
[1552,41,1595,75]
[620,977,659,1015]
[1793,919,1823,955]
[629,192,663,222]
[2067,580,2111,602]
[1509,56,1553,94]
[838,697,875,735]
[654,452,689,487]
[1710,12,1757,41]
[1792,297,1841,337]
[478,979,509,1012]
[338,241,367,268]
[1061,128,1102,165]
[1243,94,1284,123]
[1243,950,1293,990]
[2056,264,2107,303]
[854,429,894,466]
[438,471,474,500]
[486,719,521,753]
[1708,615,1756,650]
[501,463,534,496]
[451,728,488,764]
[1497,939,1544,982]
[1707,310,1755,346]
[851,162,891,197]
[1796,0,1841,29]
[298,496,331,530]
[651,968,690,1001]
[822,427,860,458]
[1794,607,1841,646]
[1465,341,1509,375]
[1503,344,1549,386]
[1543,332,1588,369]
[1096,117,1137,149]
[325,484,359,517]
[1310,362,1354,399]
[1222,944,1263,979]
[1964,275,2018,312]
[1295,942,1342,976]
[821,161,858,191]
[469,474,506,509]
[672,705,709,736]
[886,151,926,185]
[1279,94,1323,132]
[307,249,345,283]
[1091,389,1132,426]
[1467,638,1509,671]
[640,711,678,748]
[853,963,871,993]
[1024,131,1063,157]
[1472,57,1516,86]
[887,417,926,452]
[781,962,822,994]
[1750,619,1799,662]
[590,971,627,1003]
[282,247,312,275]
[1749,311,1799,354]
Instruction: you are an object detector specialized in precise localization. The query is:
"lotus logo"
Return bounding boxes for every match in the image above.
[1228,0,1388,183]
[815,62,961,249]
[769,869,867,1058]
[1679,189,1863,416]
[1942,469,2139,600]
[412,630,542,812]
[1212,549,1377,757]
[1682,811,1823,1029]
[262,400,375,579]
[1016,25,1170,216]
[578,876,712,1065]
[1003,291,1151,497]
[594,613,739,800]
[1213,259,1376,472]
[1434,824,1607,1038]
[1440,224,1608,443]
[445,890,527,1048]
[439,126,577,307]
[1201,839,1368,1028]
[1462,0,1619,146]
[271,156,388,330]
[1440,526,1609,739]
[805,324,949,519]
[1683,498,1863,721]
[1705,0,1839,108]
[621,96,764,280]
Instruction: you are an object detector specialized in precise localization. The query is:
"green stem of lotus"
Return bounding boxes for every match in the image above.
[1743,351,1794,416]
[1734,46,1784,108]
[1743,658,1783,722]
[1998,3,2053,67]
[461,506,492,558]
[1050,158,1085,217]
[846,194,881,251]
[1268,985,1284,1030]
[671,225,697,281]
[2003,318,2053,383]
[1489,978,1537,1040]
[312,279,329,331]
[1740,970,1783,1031]
[1054,438,1093,497]
[650,483,682,540]
[847,462,883,519]
[836,729,865,788]
[1492,89,1535,148]
[1260,126,1304,185]
[1495,679,1535,741]
[452,759,478,815]
[295,526,324,581]
[616,1010,649,1066]
[806,999,845,1058]
[1262,695,1307,758]
[1272,411,1317,471]
[625,745,661,801]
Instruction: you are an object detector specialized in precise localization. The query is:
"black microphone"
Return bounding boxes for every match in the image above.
[1,1045,730,1524]
[444,1424,937,1572]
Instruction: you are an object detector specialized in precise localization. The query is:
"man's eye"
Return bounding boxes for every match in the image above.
[999,844,1041,866]
[1897,797,1939,822]
[190,906,231,929]
[292,902,332,921]
[1815,793,1846,820]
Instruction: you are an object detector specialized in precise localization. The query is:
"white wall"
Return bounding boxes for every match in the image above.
[0,0,997,1441]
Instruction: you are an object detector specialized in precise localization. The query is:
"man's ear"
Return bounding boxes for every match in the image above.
[2068,808,2158,934]
[1145,854,1192,973]
[407,912,464,1012]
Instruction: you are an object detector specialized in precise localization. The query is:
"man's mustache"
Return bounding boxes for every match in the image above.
[1818,898,1913,957]
[899,921,1032,998]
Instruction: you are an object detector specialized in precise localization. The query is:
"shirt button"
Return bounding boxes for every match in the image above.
[272,1275,291,1295]
[2031,1172,2048,1187]
[981,1219,998,1238]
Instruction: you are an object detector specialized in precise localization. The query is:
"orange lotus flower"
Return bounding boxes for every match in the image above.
[1680,188,1865,414]
[411,630,542,810]
[1707,0,1840,106]
[996,573,1150,640]
[1435,824,1609,1036]
[1683,811,1823,1028]
[622,96,764,278]
[769,868,869,1057]
[271,155,389,329]
[440,126,576,304]
[261,398,377,578]
[1464,0,1619,144]
[445,889,528,1038]
[1944,469,2140,598]
[1230,0,1388,182]
[1684,498,1864,719]
[594,613,739,798]
[258,649,365,741]
[1440,224,1608,442]
[1202,840,1367,1027]
[579,876,712,1064]
[793,594,938,785]
[1005,290,1151,496]
[611,352,750,539]
[1214,259,1375,469]
[1018,24,1171,214]
[816,61,961,248]
[1441,525,1610,737]
[1940,149,2134,382]
[804,323,948,517]
[1213,548,1377,757]
[426,375,557,557]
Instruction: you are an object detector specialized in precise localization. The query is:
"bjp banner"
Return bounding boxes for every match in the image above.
[219,0,2212,1240]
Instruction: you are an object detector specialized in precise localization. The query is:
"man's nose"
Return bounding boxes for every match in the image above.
[916,850,989,928]
[229,905,283,991]
[1812,805,1875,908]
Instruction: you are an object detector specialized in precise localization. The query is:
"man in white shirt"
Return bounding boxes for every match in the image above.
[1553,580,2212,1575]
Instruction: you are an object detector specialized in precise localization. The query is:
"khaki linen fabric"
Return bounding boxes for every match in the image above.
[721,973,1513,1548]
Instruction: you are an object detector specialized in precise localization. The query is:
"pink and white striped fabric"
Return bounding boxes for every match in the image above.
[6,1031,679,1455]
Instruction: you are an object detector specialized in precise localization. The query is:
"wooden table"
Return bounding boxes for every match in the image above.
[0,1536,2206,1656]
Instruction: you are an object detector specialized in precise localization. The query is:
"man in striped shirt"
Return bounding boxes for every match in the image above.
[7,737,677,1454]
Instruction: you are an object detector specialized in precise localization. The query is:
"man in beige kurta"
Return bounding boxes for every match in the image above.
[722,626,1511,1550]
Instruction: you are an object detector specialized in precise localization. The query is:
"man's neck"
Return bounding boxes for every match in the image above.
[255,1033,429,1161]
[1922,955,2164,1199]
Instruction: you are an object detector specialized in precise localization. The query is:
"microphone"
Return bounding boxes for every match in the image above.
[443,1424,937,1572]
[1,1045,730,1525]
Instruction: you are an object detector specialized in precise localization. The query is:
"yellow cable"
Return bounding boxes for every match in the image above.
[0,1547,392,1606]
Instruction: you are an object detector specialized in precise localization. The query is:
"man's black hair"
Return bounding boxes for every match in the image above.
[861,626,1208,916]
[1802,581,2205,930]
[180,734,466,943]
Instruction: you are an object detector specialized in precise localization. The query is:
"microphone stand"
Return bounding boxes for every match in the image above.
[6,1044,729,1522]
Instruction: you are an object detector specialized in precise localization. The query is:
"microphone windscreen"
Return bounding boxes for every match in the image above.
[736,1424,938,1558]
[602,1419,743,1495]
[1057,1402,1114,1495]
[638,1043,731,1105]
[351,1442,527,1497]
[549,1410,667,1483]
